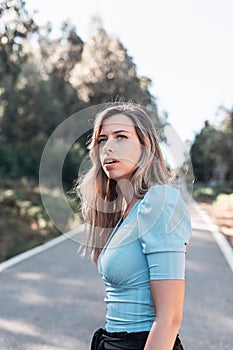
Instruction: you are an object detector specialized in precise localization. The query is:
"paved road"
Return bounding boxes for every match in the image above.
[0,202,232,350]
[180,203,233,349]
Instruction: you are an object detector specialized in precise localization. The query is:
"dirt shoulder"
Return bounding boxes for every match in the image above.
[199,201,233,248]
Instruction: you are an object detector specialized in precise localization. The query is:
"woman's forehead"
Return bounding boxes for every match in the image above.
[100,114,135,133]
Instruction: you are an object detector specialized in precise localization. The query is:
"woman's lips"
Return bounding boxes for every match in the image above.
[103,159,119,170]
[104,162,119,170]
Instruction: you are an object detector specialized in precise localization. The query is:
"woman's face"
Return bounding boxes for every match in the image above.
[98,114,142,181]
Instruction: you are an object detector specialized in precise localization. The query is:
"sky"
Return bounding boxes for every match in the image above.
[25,0,233,142]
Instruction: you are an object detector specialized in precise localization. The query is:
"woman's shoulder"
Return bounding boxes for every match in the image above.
[140,183,180,208]
[148,183,179,194]
[137,183,191,236]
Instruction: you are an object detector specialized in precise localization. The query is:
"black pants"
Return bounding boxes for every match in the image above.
[91,328,184,350]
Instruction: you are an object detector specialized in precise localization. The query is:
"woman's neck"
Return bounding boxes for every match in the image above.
[122,196,139,220]
[116,179,139,220]
[117,178,135,205]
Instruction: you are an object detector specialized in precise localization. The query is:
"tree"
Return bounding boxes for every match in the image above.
[217,106,233,184]
[190,121,219,183]
[191,108,233,186]
[38,20,85,116]
[0,0,38,143]
[0,12,85,180]
[0,0,38,86]
[69,18,154,106]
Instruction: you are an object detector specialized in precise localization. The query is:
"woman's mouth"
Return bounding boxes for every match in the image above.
[103,158,119,170]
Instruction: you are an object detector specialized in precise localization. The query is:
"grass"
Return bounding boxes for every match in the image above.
[0,177,81,263]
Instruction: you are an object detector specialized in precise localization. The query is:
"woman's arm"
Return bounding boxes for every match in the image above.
[144,279,185,350]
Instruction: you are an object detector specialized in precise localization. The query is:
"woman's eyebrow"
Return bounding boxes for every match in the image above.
[99,129,130,137]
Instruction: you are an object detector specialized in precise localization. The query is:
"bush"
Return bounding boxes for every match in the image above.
[0,178,81,262]
[193,182,232,203]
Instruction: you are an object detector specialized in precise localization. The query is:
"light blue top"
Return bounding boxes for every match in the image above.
[98,184,192,332]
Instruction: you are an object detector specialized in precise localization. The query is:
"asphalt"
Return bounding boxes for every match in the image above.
[0,202,232,350]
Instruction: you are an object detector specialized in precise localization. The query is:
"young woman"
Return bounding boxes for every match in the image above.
[76,103,192,350]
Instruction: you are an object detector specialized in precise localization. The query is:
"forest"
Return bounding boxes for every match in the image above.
[0,0,232,261]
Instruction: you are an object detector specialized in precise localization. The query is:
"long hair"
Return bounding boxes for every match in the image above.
[76,103,168,263]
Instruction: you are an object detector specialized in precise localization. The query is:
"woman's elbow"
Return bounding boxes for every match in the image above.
[171,312,183,328]
[156,312,183,329]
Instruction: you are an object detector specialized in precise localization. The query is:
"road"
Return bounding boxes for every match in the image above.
[0,202,232,350]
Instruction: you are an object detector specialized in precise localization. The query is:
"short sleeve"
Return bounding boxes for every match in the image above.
[138,184,192,253]
[137,184,192,280]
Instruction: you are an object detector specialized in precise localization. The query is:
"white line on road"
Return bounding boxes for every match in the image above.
[0,228,81,273]
[192,200,233,273]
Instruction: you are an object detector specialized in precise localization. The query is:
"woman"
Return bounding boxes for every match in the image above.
[76,103,192,350]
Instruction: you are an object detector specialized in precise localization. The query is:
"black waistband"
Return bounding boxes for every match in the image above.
[91,328,149,350]
[105,329,149,340]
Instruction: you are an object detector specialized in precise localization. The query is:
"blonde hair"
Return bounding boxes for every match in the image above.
[76,103,168,263]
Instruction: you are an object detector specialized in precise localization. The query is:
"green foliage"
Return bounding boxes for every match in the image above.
[0,178,56,262]
[0,142,17,175]
[190,121,219,183]
[0,178,80,262]
[0,0,38,86]
[218,108,233,183]
[190,115,233,186]
[63,142,86,188]
[192,182,232,203]
[0,13,85,181]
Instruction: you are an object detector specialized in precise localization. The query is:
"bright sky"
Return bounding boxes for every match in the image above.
[25,0,233,142]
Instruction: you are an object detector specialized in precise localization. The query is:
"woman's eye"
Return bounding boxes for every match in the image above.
[116,135,127,140]
[98,135,127,144]
[98,138,107,144]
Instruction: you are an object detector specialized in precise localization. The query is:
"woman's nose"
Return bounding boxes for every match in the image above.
[103,138,114,154]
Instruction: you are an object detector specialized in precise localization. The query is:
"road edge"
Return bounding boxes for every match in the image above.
[1,202,232,274]
[0,227,82,273]
[192,199,233,273]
